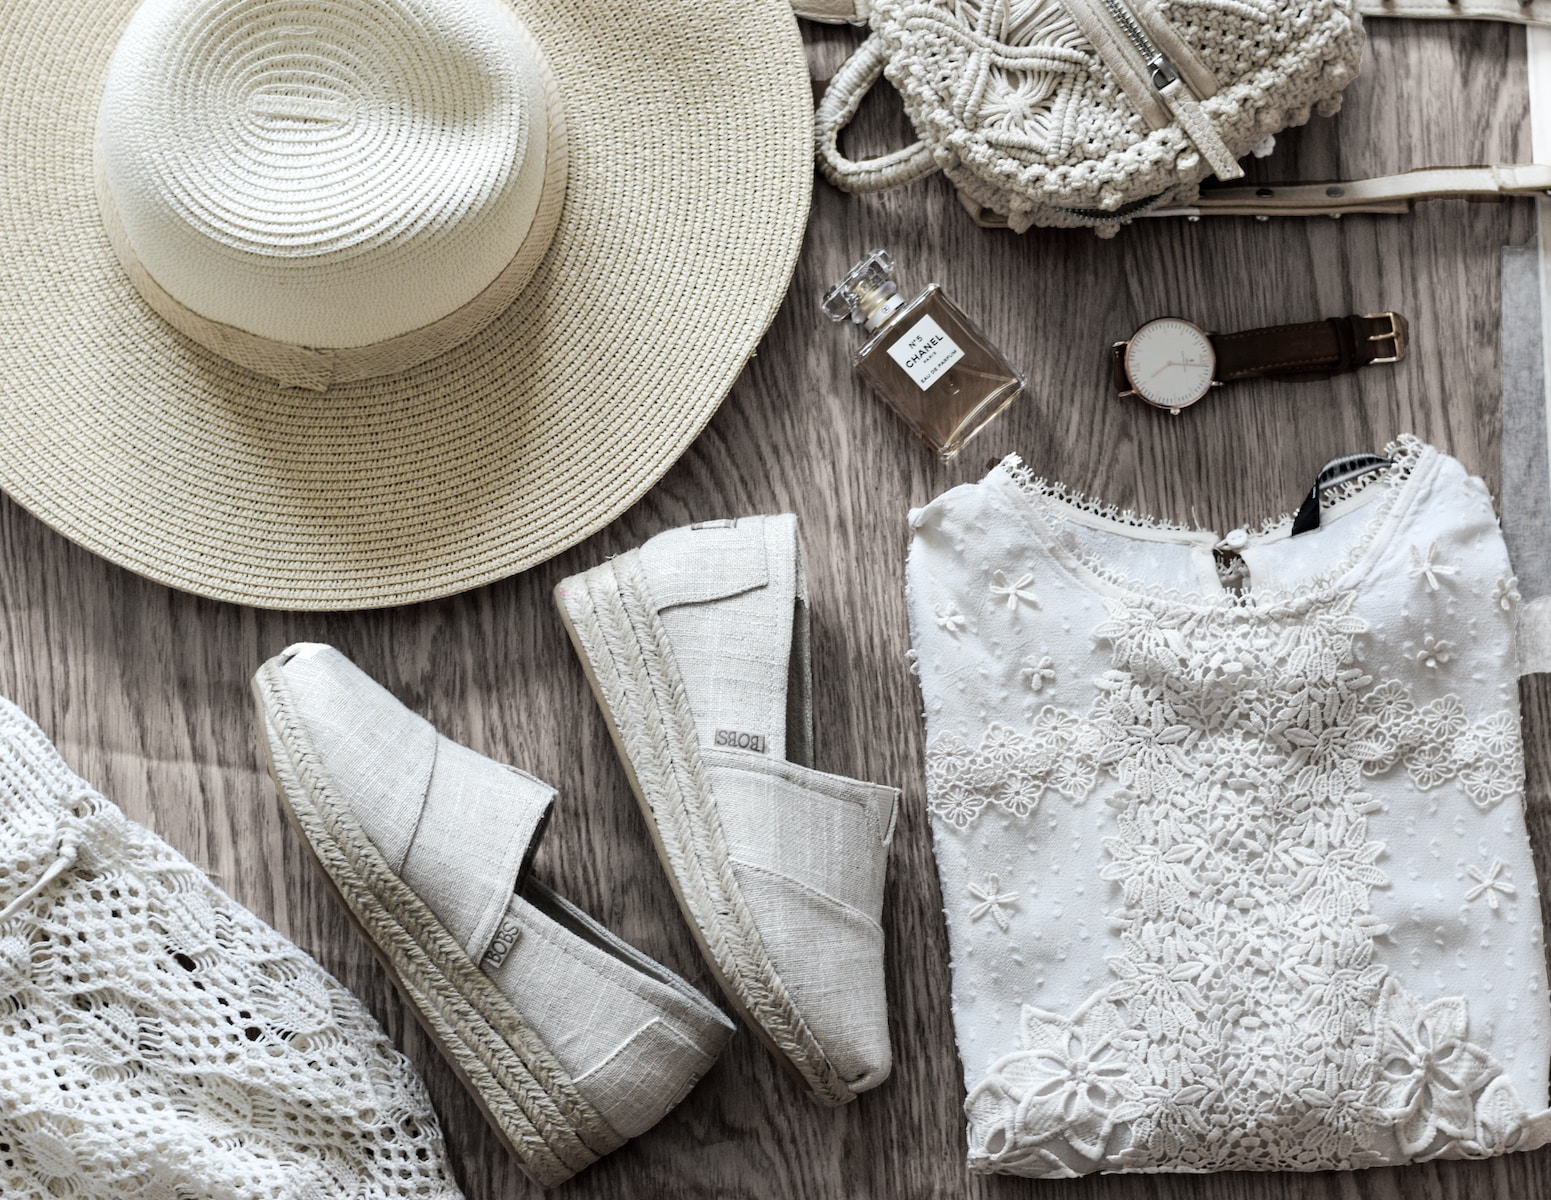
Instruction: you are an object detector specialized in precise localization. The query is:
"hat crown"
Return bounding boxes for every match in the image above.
[98,0,559,359]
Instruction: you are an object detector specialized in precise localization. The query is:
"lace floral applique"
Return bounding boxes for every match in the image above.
[1366,978,1551,1158]
[1495,576,1521,611]
[925,708,1101,827]
[1053,592,1387,1171]
[936,604,968,634]
[1355,684,1521,809]
[1418,636,1453,669]
[966,993,1143,1175]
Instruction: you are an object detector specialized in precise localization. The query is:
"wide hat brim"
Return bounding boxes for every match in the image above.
[0,0,812,610]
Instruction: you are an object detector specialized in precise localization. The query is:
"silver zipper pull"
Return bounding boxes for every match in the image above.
[1146,54,1179,92]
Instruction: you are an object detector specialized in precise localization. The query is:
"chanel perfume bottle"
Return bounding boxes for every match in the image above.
[823,250,1025,459]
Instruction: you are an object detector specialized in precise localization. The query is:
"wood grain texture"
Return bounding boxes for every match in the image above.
[0,15,1543,1199]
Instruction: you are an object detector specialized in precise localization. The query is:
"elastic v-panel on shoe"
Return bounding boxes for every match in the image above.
[703,752,893,916]
[397,737,552,962]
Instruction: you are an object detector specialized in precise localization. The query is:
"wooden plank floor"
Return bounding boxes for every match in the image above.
[0,15,1544,1199]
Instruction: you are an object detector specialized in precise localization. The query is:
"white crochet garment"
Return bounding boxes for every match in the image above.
[0,697,462,1199]
[905,436,1551,1176]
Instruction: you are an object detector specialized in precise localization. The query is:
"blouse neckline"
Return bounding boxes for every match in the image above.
[990,434,1439,616]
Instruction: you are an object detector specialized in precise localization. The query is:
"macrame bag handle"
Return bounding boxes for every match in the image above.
[815,33,940,194]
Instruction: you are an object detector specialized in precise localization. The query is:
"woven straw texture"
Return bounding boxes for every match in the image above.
[846,0,1364,231]
[0,0,811,610]
[0,695,464,1199]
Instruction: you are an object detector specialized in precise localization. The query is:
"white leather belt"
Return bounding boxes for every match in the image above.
[1359,0,1551,24]
[795,0,1551,27]
[1153,165,1551,218]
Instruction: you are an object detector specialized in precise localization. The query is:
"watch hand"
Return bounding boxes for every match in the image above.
[1149,359,1202,380]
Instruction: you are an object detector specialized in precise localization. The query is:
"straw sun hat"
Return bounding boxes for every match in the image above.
[0,0,812,609]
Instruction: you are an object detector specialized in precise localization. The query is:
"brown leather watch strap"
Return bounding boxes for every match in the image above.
[1111,312,1408,397]
[1211,312,1408,381]
[1109,343,1131,394]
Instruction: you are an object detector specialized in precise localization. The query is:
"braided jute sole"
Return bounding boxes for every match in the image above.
[554,554,855,1107]
[251,662,623,1187]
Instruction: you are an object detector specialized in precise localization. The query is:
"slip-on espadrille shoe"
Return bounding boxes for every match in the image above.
[554,515,900,1106]
[252,644,734,1187]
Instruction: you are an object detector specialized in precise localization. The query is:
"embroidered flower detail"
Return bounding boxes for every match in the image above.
[965,994,1143,1172]
[1407,541,1459,591]
[1020,655,1055,693]
[904,649,920,678]
[990,570,1039,611]
[967,874,1020,931]
[1464,858,1517,910]
[1494,575,1521,611]
[1418,636,1453,669]
[1372,978,1500,1157]
[935,604,967,634]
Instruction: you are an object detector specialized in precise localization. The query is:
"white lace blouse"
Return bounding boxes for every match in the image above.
[904,436,1551,1177]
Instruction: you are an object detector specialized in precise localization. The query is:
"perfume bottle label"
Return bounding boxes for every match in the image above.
[886,314,964,390]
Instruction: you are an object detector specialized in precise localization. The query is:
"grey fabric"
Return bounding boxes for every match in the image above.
[490,882,733,1139]
[1500,244,1551,674]
[279,644,551,961]
[403,737,550,961]
[706,749,896,1090]
[645,515,799,760]
[634,515,900,1093]
[280,643,435,871]
[274,642,733,1144]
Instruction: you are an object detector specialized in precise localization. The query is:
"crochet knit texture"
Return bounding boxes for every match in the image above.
[866,0,1365,231]
[0,697,463,1199]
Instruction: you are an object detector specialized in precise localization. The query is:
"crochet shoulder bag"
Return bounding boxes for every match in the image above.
[805,0,1551,233]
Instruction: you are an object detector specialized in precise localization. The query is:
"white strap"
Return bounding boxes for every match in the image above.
[1360,0,1551,24]
[814,34,940,195]
[1158,78,1244,182]
[798,0,1550,28]
[792,0,869,23]
[1149,164,1551,217]
[0,830,79,922]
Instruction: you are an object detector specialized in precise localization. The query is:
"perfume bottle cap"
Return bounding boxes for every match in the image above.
[823,248,903,332]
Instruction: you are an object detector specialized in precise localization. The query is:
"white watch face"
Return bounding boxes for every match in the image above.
[1124,318,1216,411]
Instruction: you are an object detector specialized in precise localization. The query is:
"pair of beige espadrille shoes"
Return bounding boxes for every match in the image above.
[252,515,899,1186]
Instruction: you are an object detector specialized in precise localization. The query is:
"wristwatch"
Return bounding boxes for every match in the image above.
[1111,312,1408,414]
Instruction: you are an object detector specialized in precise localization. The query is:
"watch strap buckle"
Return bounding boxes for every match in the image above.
[1362,311,1407,364]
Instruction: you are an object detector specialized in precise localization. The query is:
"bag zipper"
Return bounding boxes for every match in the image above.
[1069,0,1243,184]
[1098,0,1181,91]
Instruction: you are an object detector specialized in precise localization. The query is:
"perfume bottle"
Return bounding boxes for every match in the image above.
[823,249,1025,460]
